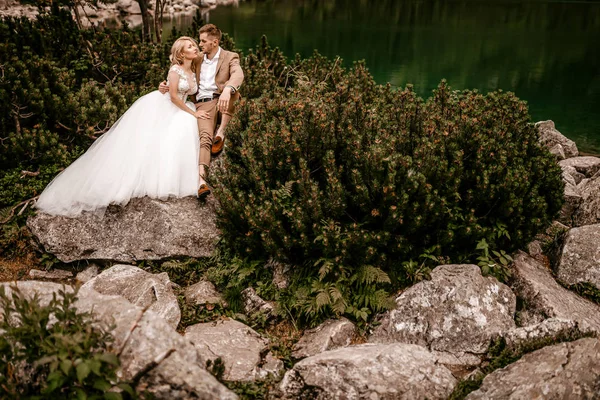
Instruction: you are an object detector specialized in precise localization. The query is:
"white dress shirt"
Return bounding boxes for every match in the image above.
[196,47,221,101]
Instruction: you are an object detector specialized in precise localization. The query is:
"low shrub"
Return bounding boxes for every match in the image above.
[0,285,135,399]
[214,51,564,325]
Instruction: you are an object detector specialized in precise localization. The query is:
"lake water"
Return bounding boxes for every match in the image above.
[164,0,600,153]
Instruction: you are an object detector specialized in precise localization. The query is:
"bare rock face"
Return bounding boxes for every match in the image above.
[0,282,237,399]
[512,252,600,334]
[535,120,579,159]
[278,343,457,399]
[184,319,283,381]
[557,224,600,290]
[292,318,357,359]
[465,338,600,399]
[370,264,516,366]
[0,281,73,310]
[81,264,181,329]
[574,176,600,226]
[559,156,600,178]
[184,280,225,307]
[27,196,219,263]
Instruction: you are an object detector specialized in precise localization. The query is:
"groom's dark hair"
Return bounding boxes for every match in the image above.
[199,24,222,42]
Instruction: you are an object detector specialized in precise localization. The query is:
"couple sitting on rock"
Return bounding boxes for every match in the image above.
[35,24,243,217]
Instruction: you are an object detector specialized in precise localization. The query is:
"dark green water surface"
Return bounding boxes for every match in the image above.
[166,0,600,152]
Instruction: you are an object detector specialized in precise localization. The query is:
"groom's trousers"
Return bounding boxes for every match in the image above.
[195,92,240,168]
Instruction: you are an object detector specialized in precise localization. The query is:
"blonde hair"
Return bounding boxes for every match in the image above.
[169,36,198,66]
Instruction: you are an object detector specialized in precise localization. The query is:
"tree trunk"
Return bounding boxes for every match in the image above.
[137,0,152,42]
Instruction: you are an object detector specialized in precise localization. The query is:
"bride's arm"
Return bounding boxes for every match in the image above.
[167,71,197,117]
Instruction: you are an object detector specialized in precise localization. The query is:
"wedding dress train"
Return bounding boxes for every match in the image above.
[35,65,200,217]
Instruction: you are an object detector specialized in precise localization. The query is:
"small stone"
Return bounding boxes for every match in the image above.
[292,317,356,359]
[184,319,271,381]
[241,287,275,320]
[184,280,225,307]
[28,268,73,280]
[75,264,100,283]
[535,120,578,159]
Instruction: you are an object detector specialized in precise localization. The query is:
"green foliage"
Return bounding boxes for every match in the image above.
[214,42,564,324]
[474,222,513,282]
[0,285,134,399]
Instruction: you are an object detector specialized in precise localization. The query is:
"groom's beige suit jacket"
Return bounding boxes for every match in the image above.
[193,49,244,95]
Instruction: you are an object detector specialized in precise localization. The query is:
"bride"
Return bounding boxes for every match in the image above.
[35,36,204,217]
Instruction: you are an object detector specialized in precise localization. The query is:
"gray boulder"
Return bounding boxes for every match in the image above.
[184,319,283,381]
[557,224,600,290]
[27,196,219,263]
[559,156,600,178]
[81,264,181,329]
[370,264,515,367]
[535,120,578,159]
[466,338,600,399]
[292,317,357,359]
[279,343,457,399]
[512,251,600,334]
[574,176,600,226]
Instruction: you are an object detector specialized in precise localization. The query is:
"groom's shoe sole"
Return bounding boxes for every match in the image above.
[211,136,225,157]
[197,184,211,199]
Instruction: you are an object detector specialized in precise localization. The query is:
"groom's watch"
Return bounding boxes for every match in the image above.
[225,85,236,94]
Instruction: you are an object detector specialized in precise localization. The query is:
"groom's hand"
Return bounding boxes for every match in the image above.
[158,81,169,94]
[218,91,231,113]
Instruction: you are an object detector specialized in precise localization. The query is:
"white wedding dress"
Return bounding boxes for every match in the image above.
[35,65,200,217]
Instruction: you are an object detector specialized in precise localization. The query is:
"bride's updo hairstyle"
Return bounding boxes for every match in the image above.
[169,36,199,65]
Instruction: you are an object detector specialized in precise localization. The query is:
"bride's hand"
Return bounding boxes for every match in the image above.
[194,110,210,119]
[158,81,169,94]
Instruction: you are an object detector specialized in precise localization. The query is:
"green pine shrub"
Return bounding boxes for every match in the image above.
[0,285,135,399]
[213,53,564,325]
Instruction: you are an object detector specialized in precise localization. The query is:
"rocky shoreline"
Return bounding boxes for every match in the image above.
[5,121,600,398]
[0,0,239,29]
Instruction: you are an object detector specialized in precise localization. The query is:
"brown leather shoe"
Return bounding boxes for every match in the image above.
[197,183,211,199]
[211,136,225,157]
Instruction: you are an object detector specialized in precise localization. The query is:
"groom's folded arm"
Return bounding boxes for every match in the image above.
[226,53,244,90]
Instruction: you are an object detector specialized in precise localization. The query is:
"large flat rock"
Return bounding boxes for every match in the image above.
[27,196,220,262]
[278,343,457,399]
[466,338,600,399]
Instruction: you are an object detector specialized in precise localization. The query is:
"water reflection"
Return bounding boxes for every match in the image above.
[165,0,600,152]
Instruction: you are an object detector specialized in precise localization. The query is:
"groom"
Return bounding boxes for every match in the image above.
[159,24,244,198]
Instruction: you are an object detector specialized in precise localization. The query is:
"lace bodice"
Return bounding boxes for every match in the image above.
[167,65,198,101]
